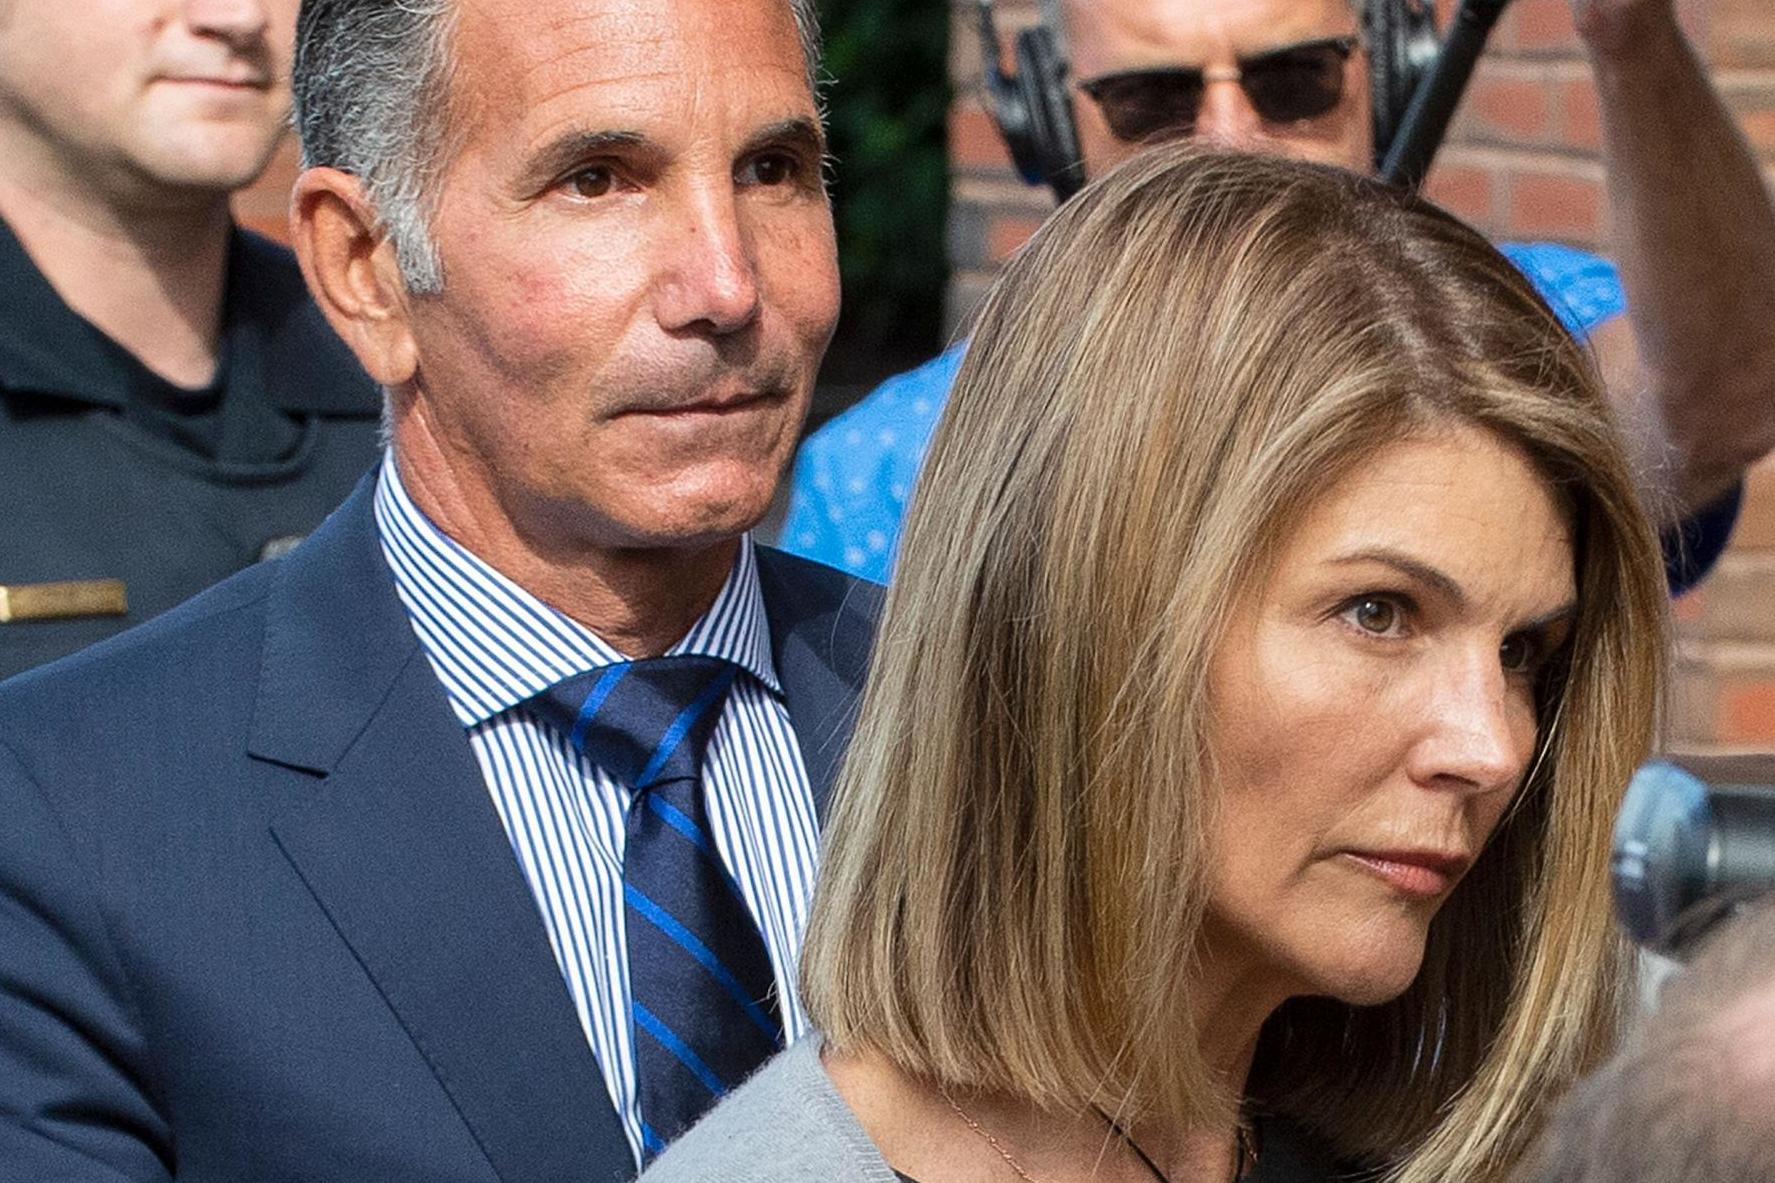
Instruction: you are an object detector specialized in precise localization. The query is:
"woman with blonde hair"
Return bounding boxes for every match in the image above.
[642,144,1669,1183]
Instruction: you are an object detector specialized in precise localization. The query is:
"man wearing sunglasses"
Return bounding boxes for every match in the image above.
[782,0,1775,596]
[1076,34,1362,167]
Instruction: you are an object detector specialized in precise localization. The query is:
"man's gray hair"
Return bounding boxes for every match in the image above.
[292,0,823,295]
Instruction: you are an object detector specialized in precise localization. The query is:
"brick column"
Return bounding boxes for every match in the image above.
[946,0,1051,334]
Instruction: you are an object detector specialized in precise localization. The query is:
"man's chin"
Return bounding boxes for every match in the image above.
[606,453,789,532]
[598,524,757,558]
[577,487,778,555]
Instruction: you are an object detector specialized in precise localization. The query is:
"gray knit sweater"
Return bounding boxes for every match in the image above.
[638,1038,901,1182]
[640,1038,1346,1183]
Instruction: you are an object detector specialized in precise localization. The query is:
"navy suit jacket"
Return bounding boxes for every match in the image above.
[0,474,881,1182]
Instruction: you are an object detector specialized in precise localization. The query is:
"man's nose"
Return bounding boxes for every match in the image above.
[655,189,763,338]
[1192,73,1265,148]
[182,0,271,49]
[1405,649,1533,796]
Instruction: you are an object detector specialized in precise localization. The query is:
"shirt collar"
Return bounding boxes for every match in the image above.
[374,451,781,728]
[0,213,136,406]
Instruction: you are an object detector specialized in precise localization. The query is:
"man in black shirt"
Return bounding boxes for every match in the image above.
[0,0,379,678]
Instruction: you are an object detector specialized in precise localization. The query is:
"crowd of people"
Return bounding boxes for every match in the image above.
[1,0,1772,1181]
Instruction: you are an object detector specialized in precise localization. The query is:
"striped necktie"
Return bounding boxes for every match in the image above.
[528,655,785,1159]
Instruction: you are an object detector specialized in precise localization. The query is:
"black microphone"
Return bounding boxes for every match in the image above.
[1612,759,1775,956]
[1380,0,1513,191]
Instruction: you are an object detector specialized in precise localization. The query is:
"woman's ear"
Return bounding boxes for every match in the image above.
[289,167,420,388]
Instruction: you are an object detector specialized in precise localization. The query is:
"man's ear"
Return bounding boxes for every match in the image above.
[290,168,421,387]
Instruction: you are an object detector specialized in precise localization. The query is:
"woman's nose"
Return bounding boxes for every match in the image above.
[1406,649,1535,796]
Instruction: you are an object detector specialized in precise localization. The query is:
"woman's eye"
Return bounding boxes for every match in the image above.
[1345,596,1401,636]
[567,166,615,200]
[1500,633,1539,674]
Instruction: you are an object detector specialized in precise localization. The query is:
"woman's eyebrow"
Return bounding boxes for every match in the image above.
[1328,548,1466,607]
[1519,603,1578,634]
[1331,548,1579,628]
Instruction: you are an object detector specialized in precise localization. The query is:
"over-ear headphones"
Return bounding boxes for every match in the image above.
[977,0,1440,202]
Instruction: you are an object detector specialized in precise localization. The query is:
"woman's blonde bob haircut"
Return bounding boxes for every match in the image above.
[800,145,1669,1182]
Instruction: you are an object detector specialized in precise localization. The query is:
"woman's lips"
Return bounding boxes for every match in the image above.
[1338,850,1470,899]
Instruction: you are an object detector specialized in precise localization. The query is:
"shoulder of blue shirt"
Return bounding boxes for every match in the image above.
[782,242,1738,595]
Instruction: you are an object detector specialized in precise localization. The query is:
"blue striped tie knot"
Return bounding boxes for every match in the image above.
[527,654,783,1159]
[531,655,739,790]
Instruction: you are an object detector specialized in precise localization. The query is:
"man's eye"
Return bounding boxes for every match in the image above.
[740,152,800,187]
[567,166,616,199]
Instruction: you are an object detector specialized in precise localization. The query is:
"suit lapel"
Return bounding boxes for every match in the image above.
[250,475,634,1182]
[753,546,881,820]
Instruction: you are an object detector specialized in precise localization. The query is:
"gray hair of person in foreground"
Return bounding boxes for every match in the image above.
[1515,900,1775,1183]
[289,0,823,295]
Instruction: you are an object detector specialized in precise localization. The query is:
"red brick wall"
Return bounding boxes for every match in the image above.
[949,0,1775,754]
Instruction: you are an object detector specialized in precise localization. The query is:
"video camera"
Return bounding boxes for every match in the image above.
[1612,756,1775,957]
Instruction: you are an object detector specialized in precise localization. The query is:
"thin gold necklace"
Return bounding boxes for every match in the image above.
[940,1094,1258,1182]
[943,1094,1042,1182]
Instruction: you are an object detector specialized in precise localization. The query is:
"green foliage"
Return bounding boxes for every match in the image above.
[818,0,951,384]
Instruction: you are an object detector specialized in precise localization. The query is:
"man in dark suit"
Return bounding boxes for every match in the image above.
[0,0,872,1179]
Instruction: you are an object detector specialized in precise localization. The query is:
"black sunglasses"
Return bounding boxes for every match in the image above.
[1077,36,1358,145]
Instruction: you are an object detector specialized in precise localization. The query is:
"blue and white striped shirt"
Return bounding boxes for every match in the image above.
[372,456,821,1168]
